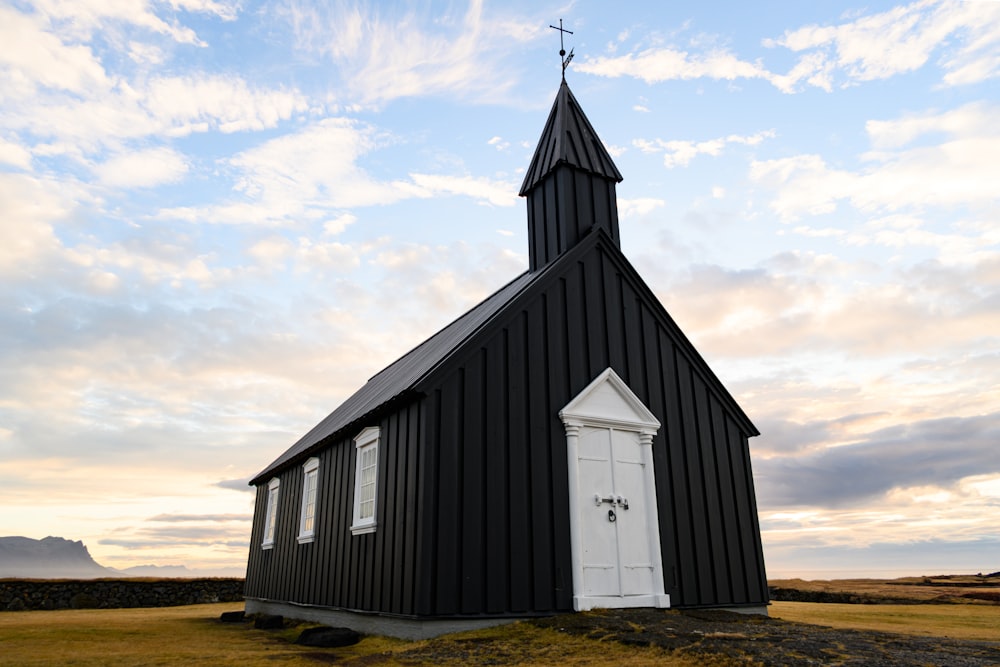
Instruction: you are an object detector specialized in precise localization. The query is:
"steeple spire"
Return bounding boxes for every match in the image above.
[520,81,624,271]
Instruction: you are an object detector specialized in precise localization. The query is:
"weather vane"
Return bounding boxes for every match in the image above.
[550,19,574,80]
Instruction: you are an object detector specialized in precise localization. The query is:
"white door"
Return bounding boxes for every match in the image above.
[578,425,656,598]
[561,368,669,611]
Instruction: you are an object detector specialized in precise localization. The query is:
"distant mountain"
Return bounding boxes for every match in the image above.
[0,536,115,579]
[0,536,245,579]
[115,564,195,577]
[111,563,246,578]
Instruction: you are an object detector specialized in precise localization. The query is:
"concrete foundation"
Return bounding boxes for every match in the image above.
[244,598,769,640]
[244,598,520,640]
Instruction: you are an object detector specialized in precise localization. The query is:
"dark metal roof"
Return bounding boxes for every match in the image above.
[251,269,541,483]
[519,80,623,196]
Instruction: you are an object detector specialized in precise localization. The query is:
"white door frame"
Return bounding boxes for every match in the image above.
[560,368,670,611]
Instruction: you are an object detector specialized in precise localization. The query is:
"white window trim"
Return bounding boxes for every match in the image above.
[350,426,380,536]
[297,457,320,544]
[262,477,280,550]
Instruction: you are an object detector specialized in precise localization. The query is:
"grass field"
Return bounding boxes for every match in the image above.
[770,600,1000,642]
[769,574,1000,604]
[1,598,998,666]
[0,603,705,666]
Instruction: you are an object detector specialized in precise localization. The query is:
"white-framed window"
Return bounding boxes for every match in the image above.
[262,477,280,549]
[297,457,320,544]
[350,426,379,535]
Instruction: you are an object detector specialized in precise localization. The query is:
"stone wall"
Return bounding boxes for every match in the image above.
[1,578,244,611]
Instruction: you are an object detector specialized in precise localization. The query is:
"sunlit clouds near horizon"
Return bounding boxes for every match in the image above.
[1,0,998,577]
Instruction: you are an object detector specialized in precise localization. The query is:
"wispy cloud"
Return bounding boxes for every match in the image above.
[634,130,775,168]
[750,102,1000,220]
[765,0,1000,91]
[95,147,189,188]
[578,47,770,85]
[282,0,544,105]
[148,513,251,522]
[580,0,1000,93]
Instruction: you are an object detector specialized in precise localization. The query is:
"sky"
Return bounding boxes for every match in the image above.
[1,0,998,579]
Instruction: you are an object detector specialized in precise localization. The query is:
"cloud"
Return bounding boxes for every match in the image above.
[634,130,775,168]
[865,101,996,149]
[580,1,1000,93]
[0,138,32,169]
[282,0,543,105]
[578,47,770,84]
[154,118,400,226]
[95,147,189,188]
[750,103,1000,220]
[0,5,109,96]
[27,0,239,46]
[488,136,510,151]
[323,213,357,236]
[618,198,665,219]
[148,513,251,522]
[143,75,308,136]
[749,411,1000,570]
[157,118,519,227]
[764,0,1000,91]
[6,75,309,157]
[655,252,999,360]
[0,172,87,278]
[408,173,518,207]
[0,5,308,152]
[215,478,254,492]
[764,537,1000,578]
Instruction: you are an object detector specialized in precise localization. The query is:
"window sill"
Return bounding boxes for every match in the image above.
[296,534,315,544]
[261,542,275,550]
[350,522,376,536]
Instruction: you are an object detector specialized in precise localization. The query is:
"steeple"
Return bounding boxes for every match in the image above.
[520,81,623,271]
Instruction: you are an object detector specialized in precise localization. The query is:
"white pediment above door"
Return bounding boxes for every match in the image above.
[559,368,660,433]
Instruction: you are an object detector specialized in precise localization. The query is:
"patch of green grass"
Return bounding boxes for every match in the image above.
[769,600,1000,641]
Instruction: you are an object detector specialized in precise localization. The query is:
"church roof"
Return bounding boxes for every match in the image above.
[251,268,546,483]
[518,80,623,196]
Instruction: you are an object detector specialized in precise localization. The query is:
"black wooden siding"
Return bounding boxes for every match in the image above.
[411,235,767,613]
[246,231,767,616]
[244,401,423,615]
[527,167,620,272]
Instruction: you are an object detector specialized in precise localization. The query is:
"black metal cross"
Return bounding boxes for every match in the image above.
[550,19,574,79]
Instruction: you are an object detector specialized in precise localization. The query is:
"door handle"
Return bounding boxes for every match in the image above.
[594,493,616,506]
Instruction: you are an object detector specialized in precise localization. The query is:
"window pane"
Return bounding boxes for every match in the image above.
[302,469,318,535]
[352,431,379,530]
[359,444,376,520]
[265,487,279,542]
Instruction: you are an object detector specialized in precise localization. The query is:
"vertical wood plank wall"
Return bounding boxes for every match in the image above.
[414,240,767,613]
[244,401,422,615]
[527,167,619,271]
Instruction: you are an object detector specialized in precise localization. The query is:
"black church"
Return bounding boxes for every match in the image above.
[244,79,769,638]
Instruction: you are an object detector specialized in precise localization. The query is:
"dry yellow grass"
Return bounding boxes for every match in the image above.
[5,599,997,665]
[769,600,1000,642]
[769,574,1000,604]
[0,603,717,666]
[0,603,358,666]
